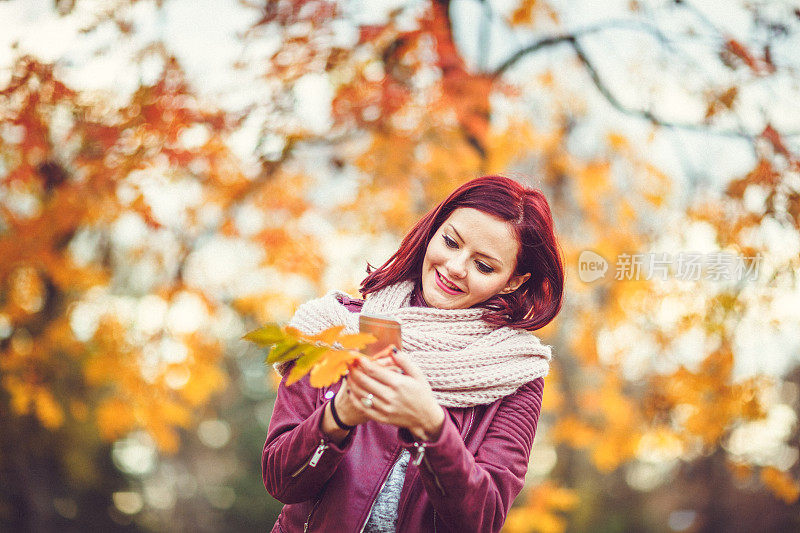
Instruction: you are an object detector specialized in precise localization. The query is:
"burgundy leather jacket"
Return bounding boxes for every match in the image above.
[262,297,545,532]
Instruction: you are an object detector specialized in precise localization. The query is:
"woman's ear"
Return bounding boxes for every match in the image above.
[500,272,531,294]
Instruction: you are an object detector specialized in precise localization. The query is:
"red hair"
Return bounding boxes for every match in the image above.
[360,175,564,330]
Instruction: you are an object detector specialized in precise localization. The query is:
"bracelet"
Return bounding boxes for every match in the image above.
[329,397,355,431]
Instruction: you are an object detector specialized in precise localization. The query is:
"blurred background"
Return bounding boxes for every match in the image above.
[1,0,799,531]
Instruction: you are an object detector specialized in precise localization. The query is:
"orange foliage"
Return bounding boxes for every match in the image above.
[3,0,800,521]
[0,57,245,453]
[245,324,375,387]
[504,481,579,533]
[760,467,800,504]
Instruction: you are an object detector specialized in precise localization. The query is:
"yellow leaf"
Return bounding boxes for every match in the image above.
[309,349,360,388]
[337,332,377,350]
[286,346,331,386]
[243,323,286,345]
[306,325,346,345]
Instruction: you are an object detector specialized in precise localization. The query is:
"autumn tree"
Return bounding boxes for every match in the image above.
[2,0,799,531]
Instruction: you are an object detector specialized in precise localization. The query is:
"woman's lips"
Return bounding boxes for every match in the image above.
[435,270,463,295]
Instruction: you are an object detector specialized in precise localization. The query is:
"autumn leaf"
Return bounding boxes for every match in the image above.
[309,349,361,388]
[286,346,331,386]
[242,323,286,345]
[244,323,376,387]
[336,332,380,350]
[305,325,345,345]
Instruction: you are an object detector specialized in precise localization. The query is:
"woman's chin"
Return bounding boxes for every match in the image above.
[422,286,464,309]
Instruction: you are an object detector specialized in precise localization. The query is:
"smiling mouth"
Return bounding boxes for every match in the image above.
[435,270,463,294]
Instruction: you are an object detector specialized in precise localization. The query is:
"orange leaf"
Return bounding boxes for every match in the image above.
[309,349,360,388]
[336,332,377,350]
[306,325,346,345]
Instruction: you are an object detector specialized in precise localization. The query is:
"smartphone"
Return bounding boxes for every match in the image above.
[359,312,402,357]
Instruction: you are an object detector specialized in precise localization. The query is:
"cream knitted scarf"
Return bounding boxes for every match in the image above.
[281,280,552,407]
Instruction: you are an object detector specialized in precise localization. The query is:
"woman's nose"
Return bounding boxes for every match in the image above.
[445,254,467,278]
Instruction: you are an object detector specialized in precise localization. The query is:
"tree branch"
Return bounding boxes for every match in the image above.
[491,20,800,140]
[570,39,752,140]
[492,19,674,78]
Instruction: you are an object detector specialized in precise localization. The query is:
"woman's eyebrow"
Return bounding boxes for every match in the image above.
[447,223,503,265]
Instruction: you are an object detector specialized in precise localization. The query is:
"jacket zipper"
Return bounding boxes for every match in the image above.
[412,442,446,496]
[464,406,475,438]
[357,448,403,533]
[291,439,328,478]
[299,440,329,532]
[303,497,322,532]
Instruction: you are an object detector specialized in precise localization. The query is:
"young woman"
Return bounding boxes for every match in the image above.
[262,175,564,532]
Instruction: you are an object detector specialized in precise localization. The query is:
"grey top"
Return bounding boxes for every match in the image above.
[363,450,411,532]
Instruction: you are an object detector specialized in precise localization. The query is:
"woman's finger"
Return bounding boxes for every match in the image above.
[346,370,391,412]
[389,350,425,380]
[371,345,396,359]
[372,356,404,374]
[356,357,403,387]
[348,364,394,401]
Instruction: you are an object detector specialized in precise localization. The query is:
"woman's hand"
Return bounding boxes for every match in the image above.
[345,346,445,442]
[320,353,401,442]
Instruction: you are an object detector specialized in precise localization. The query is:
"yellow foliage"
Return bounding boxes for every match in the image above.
[233,292,301,323]
[550,416,597,448]
[148,422,181,455]
[34,389,64,429]
[96,398,136,442]
[508,0,559,27]
[246,323,376,388]
[180,361,228,406]
[760,467,800,504]
[592,433,639,472]
[0,57,237,459]
[606,132,628,149]
[153,399,192,429]
[8,265,45,315]
[4,375,34,416]
[485,120,539,174]
[504,481,578,533]
[637,428,684,461]
[569,320,599,364]
[575,161,612,211]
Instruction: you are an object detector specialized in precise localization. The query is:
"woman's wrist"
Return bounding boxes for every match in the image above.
[329,394,355,430]
[411,404,445,442]
[320,395,353,444]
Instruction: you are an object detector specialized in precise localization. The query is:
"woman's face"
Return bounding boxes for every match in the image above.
[420,207,530,310]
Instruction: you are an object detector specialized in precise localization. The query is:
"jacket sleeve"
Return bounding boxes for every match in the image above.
[261,367,356,504]
[399,378,545,533]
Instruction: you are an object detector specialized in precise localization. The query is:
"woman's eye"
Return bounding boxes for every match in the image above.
[443,235,458,248]
[476,261,494,273]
